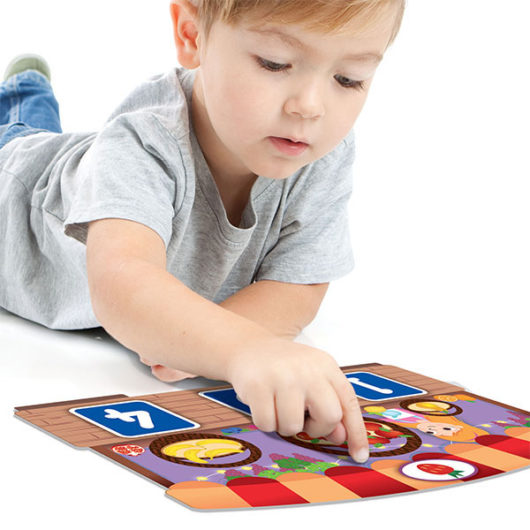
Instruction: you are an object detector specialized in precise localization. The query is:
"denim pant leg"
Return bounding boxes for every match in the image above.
[0,70,62,150]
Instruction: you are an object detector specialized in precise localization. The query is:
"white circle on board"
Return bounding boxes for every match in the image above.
[400,459,478,481]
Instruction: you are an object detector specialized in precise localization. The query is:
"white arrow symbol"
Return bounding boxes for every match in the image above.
[104,409,155,429]
[349,377,393,395]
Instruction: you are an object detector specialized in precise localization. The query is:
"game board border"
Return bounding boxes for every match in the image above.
[12,363,529,513]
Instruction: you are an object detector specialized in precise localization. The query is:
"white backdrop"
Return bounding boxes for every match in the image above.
[1,1,528,528]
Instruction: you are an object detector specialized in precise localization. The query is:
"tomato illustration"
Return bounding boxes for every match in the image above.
[365,422,405,445]
[379,429,402,439]
[368,436,388,445]
[417,463,464,477]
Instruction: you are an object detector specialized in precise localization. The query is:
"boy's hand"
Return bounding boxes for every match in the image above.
[226,338,370,464]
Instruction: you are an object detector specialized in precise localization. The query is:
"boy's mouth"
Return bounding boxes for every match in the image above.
[277,136,309,145]
[269,136,309,156]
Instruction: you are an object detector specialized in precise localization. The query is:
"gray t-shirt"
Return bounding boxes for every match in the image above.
[0,67,355,330]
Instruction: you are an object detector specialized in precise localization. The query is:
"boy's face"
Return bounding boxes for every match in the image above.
[187,5,398,184]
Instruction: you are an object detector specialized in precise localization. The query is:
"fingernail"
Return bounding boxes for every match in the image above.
[354,447,369,463]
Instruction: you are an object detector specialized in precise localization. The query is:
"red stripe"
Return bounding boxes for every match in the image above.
[226,477,308,507]
[475,434,530,459]
[325,465,415,497]
[412,452,502,480]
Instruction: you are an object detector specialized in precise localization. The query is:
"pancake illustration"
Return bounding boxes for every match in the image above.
[400,398,463,416]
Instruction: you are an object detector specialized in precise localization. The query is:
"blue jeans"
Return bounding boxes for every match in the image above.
[0,70,62,150]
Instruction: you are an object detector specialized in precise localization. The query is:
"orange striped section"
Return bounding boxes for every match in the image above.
[445,443,529,471]
[167,481,251,509]
[370,459,464,489]
[276,472,360,502]
[505,426,530,442]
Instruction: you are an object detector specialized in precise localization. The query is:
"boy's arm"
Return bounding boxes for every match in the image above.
[219,281,329,340]
[86,218,273,380]
[86,217,369,463]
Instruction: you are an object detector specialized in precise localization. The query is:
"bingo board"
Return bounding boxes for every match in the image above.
[14,363,530,511]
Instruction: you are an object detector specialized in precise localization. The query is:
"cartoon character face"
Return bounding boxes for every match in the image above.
[416,422,462,436]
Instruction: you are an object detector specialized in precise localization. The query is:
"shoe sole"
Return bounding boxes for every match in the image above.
[3,54,52,82]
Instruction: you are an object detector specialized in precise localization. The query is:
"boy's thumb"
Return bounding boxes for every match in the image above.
[323,421,347,445]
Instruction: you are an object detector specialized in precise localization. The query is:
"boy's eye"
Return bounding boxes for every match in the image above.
[335,74,365,91]
[257,57,287,72]
[255,57,365,91]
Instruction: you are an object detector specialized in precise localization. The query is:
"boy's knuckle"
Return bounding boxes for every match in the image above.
[250,408,276,432]
[255,419,275,432]
[271,367,296,386]
[327,407,343,425]
[304,423,326,439]
[280,422,303,437]
[345,390,360,406]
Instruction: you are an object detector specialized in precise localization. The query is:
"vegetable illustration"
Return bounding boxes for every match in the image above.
[365,421,404,445]
[417,463,464,478]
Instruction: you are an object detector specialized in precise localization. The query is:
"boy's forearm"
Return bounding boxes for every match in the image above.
[90,258,276,381]
[219,280,329,340]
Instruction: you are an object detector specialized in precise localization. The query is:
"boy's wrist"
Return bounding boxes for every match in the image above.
[223,333,287,384]
[213,324,281,383]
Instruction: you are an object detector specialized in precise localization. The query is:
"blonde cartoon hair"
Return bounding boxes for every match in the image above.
[396,414,490,443]
[183,0,405,46]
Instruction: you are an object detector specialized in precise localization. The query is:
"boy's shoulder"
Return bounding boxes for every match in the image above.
[104,67,195,143]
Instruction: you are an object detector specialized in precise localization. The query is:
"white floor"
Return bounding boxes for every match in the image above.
[1,1,529,528]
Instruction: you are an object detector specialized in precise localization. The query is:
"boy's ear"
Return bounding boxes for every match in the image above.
[170,0,202,69]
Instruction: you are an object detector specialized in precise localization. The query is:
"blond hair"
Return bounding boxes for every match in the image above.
[394,415,491,443]
[186,0,405,46]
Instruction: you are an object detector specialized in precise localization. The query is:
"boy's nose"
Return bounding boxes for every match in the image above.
[285,86,325,120]
[297,110,319,119]
[287,102,323,120]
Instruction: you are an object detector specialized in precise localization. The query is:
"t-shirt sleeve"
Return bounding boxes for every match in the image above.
[63,113,178,248]
[255,137,355,284]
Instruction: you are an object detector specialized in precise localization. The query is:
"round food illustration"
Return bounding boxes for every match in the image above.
[111,444,145,457]
[280,417,422,457]
[400,458,478,481]
[399,398,463,416]
[149,433,261,468]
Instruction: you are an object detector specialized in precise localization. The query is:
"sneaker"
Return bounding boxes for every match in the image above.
[3,54,52,82]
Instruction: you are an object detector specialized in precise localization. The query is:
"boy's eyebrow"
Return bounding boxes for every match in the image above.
[247,26,383,63]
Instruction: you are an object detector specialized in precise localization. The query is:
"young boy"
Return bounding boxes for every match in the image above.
[0,0,404,464]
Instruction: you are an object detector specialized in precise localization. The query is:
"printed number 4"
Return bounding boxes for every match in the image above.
[104,409,155,429]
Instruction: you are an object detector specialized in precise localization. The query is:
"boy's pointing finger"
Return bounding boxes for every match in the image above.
[336,376,369,464]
